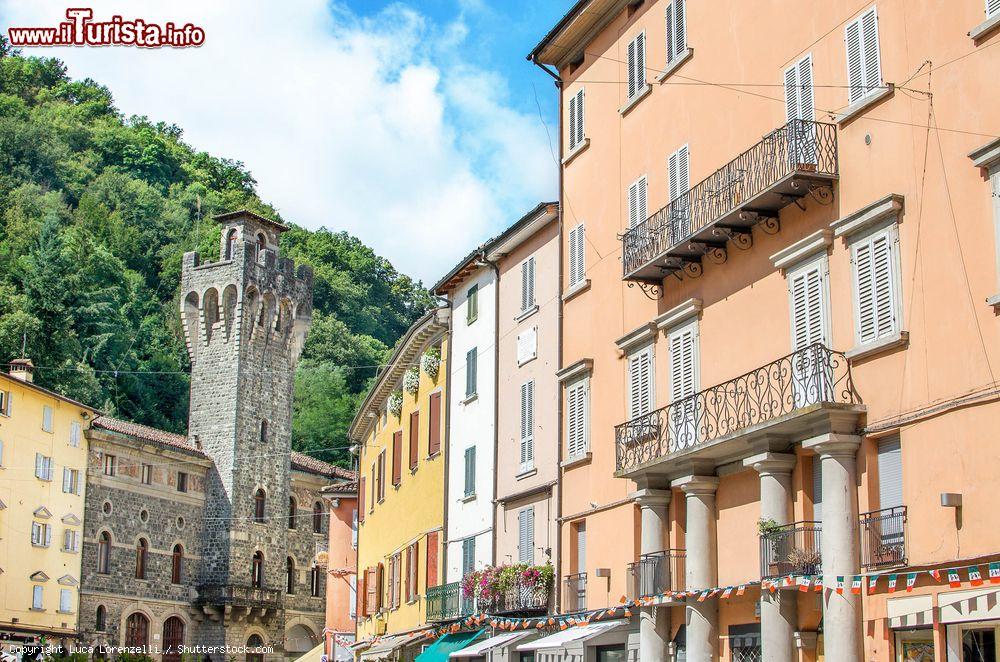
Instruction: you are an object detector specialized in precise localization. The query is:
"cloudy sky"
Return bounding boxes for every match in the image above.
[0,0,565,283]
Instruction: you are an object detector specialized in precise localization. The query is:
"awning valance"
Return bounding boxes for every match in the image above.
[450,632,534,658]
[517,621,625,652]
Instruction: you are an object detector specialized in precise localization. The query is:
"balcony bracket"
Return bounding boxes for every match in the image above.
[808,184,835,206]
[705,245,728,265]
[759,215,781,235]
[682,261,703,278]
[628,280,663,300]
[712,225,753,250]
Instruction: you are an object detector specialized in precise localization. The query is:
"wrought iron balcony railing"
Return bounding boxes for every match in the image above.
[478,584,550,615]
[760,521,822,579]
[425,581,472,623]
[563,573,587,613]
[621,119,838,282]
[197,584,282,608]
[627,549,685,600]
[615,343,859,474]
[860,506,907,571]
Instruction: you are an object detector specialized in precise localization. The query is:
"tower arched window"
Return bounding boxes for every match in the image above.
[288,497,297,530]
[251,551,264,589]
[162,617,184,662]
[135,538,148,579]
[310,565,321,597]
[256,233,266,254]
[247,634,265,662]
[254,488,266,523]
[286,557,296,594]
[259,419,268,443]
[124,612,149,647]
[312,501,324,534]
[95,605,107,631]
[225,229,238,260]
[171,544,184,584]
[97,531,111,574]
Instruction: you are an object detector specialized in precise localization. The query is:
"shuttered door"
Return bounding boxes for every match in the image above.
[877,436,903,510]
[428,392,442,455]
[518,507,535,564]
[668,146,690,238]
[426,531,439,587]
[392,431,402,486]
[854,228,896,344]
[628,345,654,419]
[812,457,823,523]
[669,325,697,446]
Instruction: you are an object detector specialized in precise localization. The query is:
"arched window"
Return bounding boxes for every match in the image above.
[95,605,107,631]
[256,233,266,254]
[124,612,149,647]
[225,229,238,260]
[312,501,324,534]
[171,544,184,584]
[97,532,111,574]
[254,488,266,523]
[135,538,148,579]
[246,634,265,662]
[259,419,268,443]
[286,557,296,594]
[162,617,184,662]
[310,565,321,597]
[288,497,297,530]
[251,551,264,589]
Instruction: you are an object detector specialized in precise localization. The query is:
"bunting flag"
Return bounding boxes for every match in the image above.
[814,577,823,592]
[970,566,984,587]
[930,569,941,582]
[906,573,918,592]
[722,586,733,599]
[851,576,863,594]
[797,576,811,592]
[888,575,898,593]
[697,591,709,602]
[737,584,746,596]
[836,576,845,595]
[868,576,879,595]
[948,569,962,588]
[991,563,1000,584]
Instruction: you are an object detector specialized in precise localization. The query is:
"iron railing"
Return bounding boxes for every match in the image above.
[615,343,859,473]
[760,521,822,579]
[563,573,587,613]
[425,581,472,622]
[627,549,685,599]
[197,584,282,607]
[860,506,907,571]
[621,119,838,279]
[478,584,550,615]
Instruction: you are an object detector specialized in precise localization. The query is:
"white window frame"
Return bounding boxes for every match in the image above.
[42,405,53,433]
[568,88,585,152]
[565,377,591,459]
[32,585,43,610]
[568,223,586,287]
[844,6,882,104]
[849,221,902,348]
[59,588,72,613]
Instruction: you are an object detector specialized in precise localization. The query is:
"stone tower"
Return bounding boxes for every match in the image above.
[180,210,312,650]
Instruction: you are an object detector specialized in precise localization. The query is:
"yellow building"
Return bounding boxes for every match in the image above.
[351,307,452,662]
[0,360,96,651]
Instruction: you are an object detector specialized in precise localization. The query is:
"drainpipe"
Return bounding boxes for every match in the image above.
[476,253,501,569]
[440,300,454,586]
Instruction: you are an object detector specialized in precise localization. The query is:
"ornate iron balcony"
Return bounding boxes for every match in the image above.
[425,581,472,623]
[197,584,282,608]
[860,506,907,571]
[563,573,587,613]
[478,584,550,615]
[615,344,860,474]
[621,119,838,282]
[627,549,685,600]
[760,521,822,579]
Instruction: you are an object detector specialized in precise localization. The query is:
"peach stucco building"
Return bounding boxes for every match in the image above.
[323,475,359,662]
[530,1,1000,661]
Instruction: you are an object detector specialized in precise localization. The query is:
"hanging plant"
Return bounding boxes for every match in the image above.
[387,390,403,418]
[403,367,420,395]
[421,347,441,381]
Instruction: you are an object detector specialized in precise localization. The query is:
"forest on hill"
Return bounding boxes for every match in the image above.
[0,38,433,466]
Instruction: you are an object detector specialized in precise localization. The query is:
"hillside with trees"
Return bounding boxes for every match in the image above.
[0,38,433,466]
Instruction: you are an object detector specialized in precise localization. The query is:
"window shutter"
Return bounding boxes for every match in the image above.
[569,91,583,151]
[566,380,589,457]
[466,348,477,397]
[426,531,439,587]
[845,19,864,102]
[990,0,1000,18]
[812,457,823,522]
[877,436,903,510]
[428,392,442,455]
[853,229,896,344]
[626,37,638,100]
[63,468,71,493]
[861,8,881,94]
[42,406,52,432]
[45,524,51,547]
[35,453,42,479]
[673,0,686,59]
[518,508,535,564]
[845,8,880,103]
[791,262,826,350]
[409,411,420,469]
[568,93,577,151]
[574,89,585,147]
[669,326,697,402]
[569,224,586,286]
[635,33,646,95]
[628,346,654,419]
[785,55,814,123]
[375,563,384,611]
[70,421,81,447]
[527,257,536,307]
[521,257,535,311]
[628,181,638,228]
[392,431,402,486]
[637,176,648,226]
[358,477,366,522]
[519,381,535,470]
[464,446,476,496]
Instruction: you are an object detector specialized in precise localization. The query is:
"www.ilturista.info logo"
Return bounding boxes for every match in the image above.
[7,8,205,48]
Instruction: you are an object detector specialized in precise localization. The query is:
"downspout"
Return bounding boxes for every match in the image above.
[440,300,453,586]
[476,252,501,569]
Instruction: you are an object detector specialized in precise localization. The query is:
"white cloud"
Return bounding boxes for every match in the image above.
[0,0,556,283]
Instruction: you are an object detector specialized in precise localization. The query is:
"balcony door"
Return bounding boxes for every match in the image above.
[789,256,831,407]
[784,54,817,166]
[668,146,691,242]
[668,322,699,450]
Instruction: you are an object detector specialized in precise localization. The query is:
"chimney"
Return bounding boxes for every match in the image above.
[9,358,34,383]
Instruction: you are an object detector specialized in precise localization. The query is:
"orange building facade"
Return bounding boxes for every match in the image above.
[323,478,359,662]
[530,1,1000,661]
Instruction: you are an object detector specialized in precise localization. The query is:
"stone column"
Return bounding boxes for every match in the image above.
[744,453,797,662]
[631,488,671,662]
[673,475,719,662]
[803,433,862,662]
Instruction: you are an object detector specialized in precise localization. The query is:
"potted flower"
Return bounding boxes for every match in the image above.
[387,390,403,419]
[758,518,785,577]
[403,367,420,395]
[421,347,441,381]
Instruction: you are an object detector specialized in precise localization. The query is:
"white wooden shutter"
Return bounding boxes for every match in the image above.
[42,405,53,432]
[669,325,697,402]
[568,92,578,152]
[63,468,71,493]
[569,89,585,151]
[520,381,535,469]
[628,175,649,228]
[666,0,686,63]
[45,524,51,547]
[785,55,814,122]
[569,224,585,286]
[627,32,646,100]
[521,257,536,311]
[518,507,535,563]
[628,345,654,419]
[35,453,43,479]
[668,146,690,203]
[69,421,81,447]
[845,8,881,103]
[877,436,903,510]
[790,261,827,350]
[33,586,43,610]
[990,0,1000,19]
[812,458,823,522]
[31,522,41,545]
[60,589,71,613]
[566,379,589,457]
[853,228,897,344]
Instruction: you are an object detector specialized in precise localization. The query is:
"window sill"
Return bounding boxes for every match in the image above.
[562,139,590,166]
[562,279,591,303]
[515,467,537,481]
[460,494,477,503]
[619,83,652,117]
[31,544,50,549]
[467,316,478,326]
[835,85,895,125]
[461,393,479,405]
[655,48,694,83]
[516,305,539,323]
[987,292,1000,308]
[969,13,1000,41]
[409,466,419,474]
[560,452,592,470]
[29,608,45,613]
[57,610,74,615]
[846,330,909,362]
[518,355,538,368]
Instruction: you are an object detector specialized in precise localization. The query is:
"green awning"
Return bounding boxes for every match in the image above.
[415,630,486,662]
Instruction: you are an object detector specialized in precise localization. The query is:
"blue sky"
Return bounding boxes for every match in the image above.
[1,0,570,283]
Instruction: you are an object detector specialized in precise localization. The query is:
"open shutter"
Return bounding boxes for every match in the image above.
[391,431,402,486]
[812,458,823,522]
[428,392,441,455]
[845,18,864,102]
[45,525,52,547]
[466,348,477,397]
[878,436,903,510]
[628,181,639,228]
[861,8,881,93]
[568,93,578,151]
[637,176,648,226]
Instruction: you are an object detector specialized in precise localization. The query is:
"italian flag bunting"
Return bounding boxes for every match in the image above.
[867,576,879,595]
[990,563,1000,584]
[721,587,733,599]
[906,573,918,592]
[797,576,811,592]
[851,576,863,594]
[737,585,746,596]
[947,569,962,588]
[835,576,845,595]
[888,574,898,593]
[814,576,823,592]
[930,569,942,582]
[970,566,984,587]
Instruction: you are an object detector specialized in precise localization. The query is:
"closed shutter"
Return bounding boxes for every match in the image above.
[845,7,881,103]
[464,446,476,497]
[518,507,535,564]
[665,0,686,63]
[569,224,586,286]
[566,379,589,457]
[785,55,815,123]
[375,563,384,611]
[428,392,442,455]
[853,227,897,344]
[569,92,578,151]
[409,411,420,469]
[391,431,402,486]
[60,588,71,613]
[627,32,646,100]
[628,345,654,419]
[42,406,52,432]
[628,176,648,228]
[990,0,1000,19]
[669,326,697,402]
[70,421,81,447]
[462,538,475,576]
[466,348,477,397]
[520,381,535,470]
[521,257,536,311]
[359,477,366,522]
[568,89,585,151]
[791,261,827,350]
[812,457,823,522]
[878,436,903,510]
[668,146,690,238]
[63,468,71,493]
[576,523,587,572]
[426,531,439,587]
